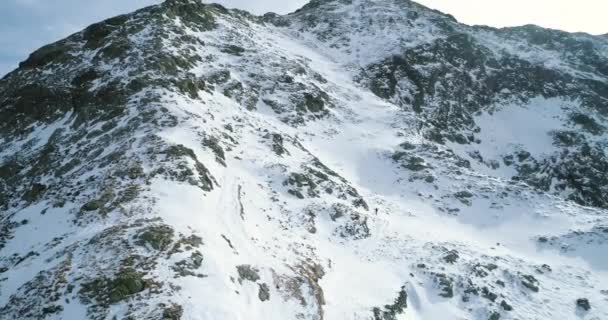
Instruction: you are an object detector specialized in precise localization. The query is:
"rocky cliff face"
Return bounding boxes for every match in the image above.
[0,0,607,319]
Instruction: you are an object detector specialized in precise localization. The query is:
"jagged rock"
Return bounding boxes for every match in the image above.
[443,250,459,264]
[576,298,591,311]
[258,283,270,302]
[521,274,540,292]
[372,286,408,320]
[162,304,184,320]
[236,265,260,283]
[80,269,147,305]
[435,273,454,298]
[488,312,501,320]
[500,300,513,311]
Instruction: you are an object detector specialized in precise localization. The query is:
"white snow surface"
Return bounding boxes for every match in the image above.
[145,16,608,319]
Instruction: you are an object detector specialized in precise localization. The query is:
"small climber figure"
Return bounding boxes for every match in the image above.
[374,208,379,215]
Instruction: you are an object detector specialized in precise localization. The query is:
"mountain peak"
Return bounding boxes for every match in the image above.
[162,0,207,10]
[1,2,607,320]
[295,0,354,11]
[164,0,202,3]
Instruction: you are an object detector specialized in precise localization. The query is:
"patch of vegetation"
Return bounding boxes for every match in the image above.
[81,189,115,213]
[136,225,175,251]
[0,85,72,135]
[55,159,82,177]
[100,41,132,63]
[14,251,40,266]
[80,269,147,306]
[169,234,204,256]
[41,305,63,316]
[551,130,584,147]
[127,164,145,180]
[174,76,206,99]
[372,286,408,320]
[164,145,198,159]
[19,42,72,69]
[434,273,454,298]
[297,91,329,114]
[117,183,140,204]
[488,312,501,320]
[206,69,231,84]
[203,137,226,166]
[72,69,100,87]
[162,0,217,32]
[392,152,428,171]
[83,15,129,49]
[172,251,205,278]
[162,145,215,191]
[262,12,291,27]
[454,191,473,199]
[22,183,46,203]
[570,113,604,135]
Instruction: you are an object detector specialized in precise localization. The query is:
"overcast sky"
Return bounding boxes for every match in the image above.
[1,0,606,77]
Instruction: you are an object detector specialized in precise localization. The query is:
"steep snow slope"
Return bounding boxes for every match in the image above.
[0,0,607,319]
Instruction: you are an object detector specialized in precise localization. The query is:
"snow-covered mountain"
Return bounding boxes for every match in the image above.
[1,0,607,319]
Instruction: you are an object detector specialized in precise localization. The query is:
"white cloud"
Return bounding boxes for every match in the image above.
[415,0,608,35]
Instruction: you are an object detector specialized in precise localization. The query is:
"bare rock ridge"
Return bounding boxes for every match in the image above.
[0,0,607,319]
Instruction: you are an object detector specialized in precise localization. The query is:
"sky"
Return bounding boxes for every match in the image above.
[0,0,606,77]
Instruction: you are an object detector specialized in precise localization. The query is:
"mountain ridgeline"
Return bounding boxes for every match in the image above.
[0,0,607,319]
